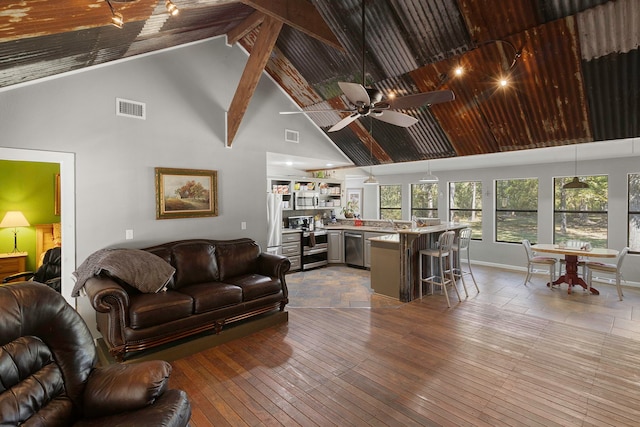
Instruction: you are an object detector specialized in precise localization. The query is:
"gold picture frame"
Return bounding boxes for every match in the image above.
[155,167,218,219]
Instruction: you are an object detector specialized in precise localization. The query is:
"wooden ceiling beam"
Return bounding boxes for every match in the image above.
[226,10,265,45]
[240,0,343,51]
[226,15,283,147]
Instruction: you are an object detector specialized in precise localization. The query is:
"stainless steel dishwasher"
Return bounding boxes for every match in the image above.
[344,231,364,267]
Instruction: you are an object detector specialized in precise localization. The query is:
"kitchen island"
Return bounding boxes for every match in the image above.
[369,222,468,302]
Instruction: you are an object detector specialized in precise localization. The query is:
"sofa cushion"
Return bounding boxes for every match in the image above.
[171,243,219,289]
[216,241,260,281]
[177,282,243,314]
[129,292,193,330]
[226,274,282,301]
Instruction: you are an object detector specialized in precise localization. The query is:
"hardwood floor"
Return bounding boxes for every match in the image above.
[170,265,640,426]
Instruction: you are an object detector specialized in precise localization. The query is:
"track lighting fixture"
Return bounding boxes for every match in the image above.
[105,0,124,28]
[165,0,179,16]
[106,0,179,29]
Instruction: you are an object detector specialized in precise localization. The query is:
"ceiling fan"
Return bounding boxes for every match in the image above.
[280,0,455,132]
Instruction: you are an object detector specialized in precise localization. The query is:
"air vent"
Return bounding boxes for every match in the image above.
[116,98,146,120]
[285,129,299,143]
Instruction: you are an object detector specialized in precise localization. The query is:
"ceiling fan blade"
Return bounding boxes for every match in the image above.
[328,113,360,132]
[373,110,418,127]
[279,109,354,115]
[338,82,370,106]
[384,90,455,110]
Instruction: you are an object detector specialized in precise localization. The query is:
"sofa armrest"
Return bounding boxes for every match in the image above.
[84,275,131,313]
[257,252,291,278]
[82,361,172,419]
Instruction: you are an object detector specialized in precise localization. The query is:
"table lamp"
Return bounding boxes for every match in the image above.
[0,211,30,252]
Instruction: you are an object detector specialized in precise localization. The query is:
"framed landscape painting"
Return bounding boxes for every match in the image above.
[155,167,218,219]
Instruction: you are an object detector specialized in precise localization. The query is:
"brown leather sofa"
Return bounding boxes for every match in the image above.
[84,238,290,361]
[0,281,191,426]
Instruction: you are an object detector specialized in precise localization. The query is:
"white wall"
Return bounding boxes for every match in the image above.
[347,152,640,284]
[0,36,347,333]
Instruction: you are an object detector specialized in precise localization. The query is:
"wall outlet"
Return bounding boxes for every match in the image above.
[241,222,246,230]
[125,229,134,240]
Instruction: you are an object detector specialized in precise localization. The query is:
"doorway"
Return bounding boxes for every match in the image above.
[0,147,76,305]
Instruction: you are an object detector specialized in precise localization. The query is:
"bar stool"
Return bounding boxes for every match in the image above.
[452,227,479,296]
[418,230,459,307]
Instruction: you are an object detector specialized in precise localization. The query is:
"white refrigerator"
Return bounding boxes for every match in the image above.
[266,193,282,254]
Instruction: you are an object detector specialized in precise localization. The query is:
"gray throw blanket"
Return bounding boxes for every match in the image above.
[72,248,175,297]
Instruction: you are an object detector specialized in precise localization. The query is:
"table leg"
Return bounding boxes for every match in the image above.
[549,254,599,295]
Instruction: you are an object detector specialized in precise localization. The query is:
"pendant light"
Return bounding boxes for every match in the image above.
[419,160,439,183]
[563,145,589,189]
[364,118,378,185]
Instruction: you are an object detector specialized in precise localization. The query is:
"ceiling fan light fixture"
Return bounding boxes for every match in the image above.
[165,0,179,16]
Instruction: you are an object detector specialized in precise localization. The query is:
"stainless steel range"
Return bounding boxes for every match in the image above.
[302,229,328,270]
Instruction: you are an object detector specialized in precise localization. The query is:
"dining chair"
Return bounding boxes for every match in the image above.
[452,227,479,296]
[522,239,557,286]
[585,247,628,301]
[418,230,459,307]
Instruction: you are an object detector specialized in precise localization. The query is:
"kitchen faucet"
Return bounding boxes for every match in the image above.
[387,219,396,229]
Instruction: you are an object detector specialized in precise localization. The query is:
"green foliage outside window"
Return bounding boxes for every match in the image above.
[411,183,438,218]
[449,181,482,239]
[553,176,608,246]
[380,185,402,220]
[495,178,538,243]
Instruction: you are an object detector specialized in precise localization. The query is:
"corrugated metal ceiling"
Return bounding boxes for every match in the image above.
[1,0,638,168]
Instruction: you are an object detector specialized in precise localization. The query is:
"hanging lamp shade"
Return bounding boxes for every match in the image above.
[419,161,438,183]
[563,177,589,189]
[363,174,378,185]
[562,146,589,189]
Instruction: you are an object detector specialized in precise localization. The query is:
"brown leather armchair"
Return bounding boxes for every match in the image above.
[0,281,191,426]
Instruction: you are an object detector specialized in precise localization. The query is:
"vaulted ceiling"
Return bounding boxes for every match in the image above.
[1,0,639,168]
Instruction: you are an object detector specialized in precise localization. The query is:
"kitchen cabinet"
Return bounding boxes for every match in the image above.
[268,178,293,210]
[281,231,301,272]
[327,230,343,263]
[364,232,396,268]
[268,177,342,211]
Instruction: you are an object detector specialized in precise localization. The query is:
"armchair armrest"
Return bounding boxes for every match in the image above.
[82,360,171,418]
[1,271,35,284]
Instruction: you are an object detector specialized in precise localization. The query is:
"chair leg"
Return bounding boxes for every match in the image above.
[466,252,479,292]
[615,272,623,301]
[418,252,423,299]
[524,264,532,285]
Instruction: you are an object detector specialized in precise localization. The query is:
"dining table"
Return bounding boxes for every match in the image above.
[531,243,619,295]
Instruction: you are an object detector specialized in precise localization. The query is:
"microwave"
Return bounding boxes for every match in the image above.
[294,191,318,209]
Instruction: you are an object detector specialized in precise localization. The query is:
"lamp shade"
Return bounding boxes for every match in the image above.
[562,177,589,189]
[0,211,30,228]
[419,174,439,183]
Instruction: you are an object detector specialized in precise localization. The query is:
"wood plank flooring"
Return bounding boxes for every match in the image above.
[169,265,640,426]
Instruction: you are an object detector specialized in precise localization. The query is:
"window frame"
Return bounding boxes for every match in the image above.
[628,173,640,250]
[553,175,608,246]
[410,183,438,218]
[494,178,539,244]
[379,184,402,220]
[448,180,482,240]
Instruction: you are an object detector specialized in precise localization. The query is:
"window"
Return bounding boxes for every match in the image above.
[495,178,538,243]
[380,185,402,220]
[411,183,438,218]
[554,176,608,246]
[449,181,482,239]
[629,173,640,250]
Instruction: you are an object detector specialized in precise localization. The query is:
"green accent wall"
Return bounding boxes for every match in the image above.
[0,160,60,271]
